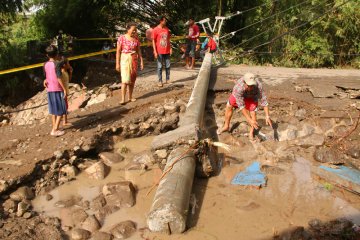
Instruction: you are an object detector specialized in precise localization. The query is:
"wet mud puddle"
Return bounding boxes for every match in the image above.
[32,136,161,238]
[32,134,360,239]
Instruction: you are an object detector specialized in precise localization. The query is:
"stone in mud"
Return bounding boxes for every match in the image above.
[90,194,107,212]
[334,125,348,136]
[46,194,53,201]
[102,181,135,208]
[298,123,316,137]
[132,152,153,165]
[90,231,113,240]
[95,205,119,222]
[128,123,139,132]
[10,186,34,201]
[23,212,32,219]
[0,180,9,192]
[295,134,325,147]
[81,215,101,233]
[278,226,308,240]
[54,150,64,160]
[163,103,179,114]
[110,220,136,239]
[279,128,298,141]
[154,149,168,159]
[346,147,360,159]
[54,195,82,208]
[85,161,109,180]
[295,108,306,120]
[313,147,344,165]
[87,93,107,106]
[260,165,285,175]
[2,199,17,212]
[159,114,179,133]
[153,106,165,116]
[99,152,124,166]
[59,165,79,182]
[125,162,147,171]
[139,122,151,130]
[239,202,260,211]
[71,228,91,240]
[17,201,31,217]
[71,208,88,224]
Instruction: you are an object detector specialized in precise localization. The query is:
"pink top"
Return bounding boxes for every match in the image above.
[117,35,140,53]
[44,61,63,92]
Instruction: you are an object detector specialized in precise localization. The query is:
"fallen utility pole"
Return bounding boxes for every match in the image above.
[147,53,213,233]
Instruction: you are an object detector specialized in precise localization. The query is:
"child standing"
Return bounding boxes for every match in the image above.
[43,45,67,137]
[59,56,73,126]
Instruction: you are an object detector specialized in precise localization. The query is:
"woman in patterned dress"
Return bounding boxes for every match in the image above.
[116,22,144,105]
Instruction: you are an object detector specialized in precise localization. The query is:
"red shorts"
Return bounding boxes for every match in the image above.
[228,94,258,111]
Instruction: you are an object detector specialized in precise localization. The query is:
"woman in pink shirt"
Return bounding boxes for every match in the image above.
[115,22,144,105]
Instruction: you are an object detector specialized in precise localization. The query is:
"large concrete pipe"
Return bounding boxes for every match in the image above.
[147,53,213,233]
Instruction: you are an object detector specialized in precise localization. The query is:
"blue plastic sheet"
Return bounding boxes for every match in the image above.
[231,162,267,187]
[319,165,360,185]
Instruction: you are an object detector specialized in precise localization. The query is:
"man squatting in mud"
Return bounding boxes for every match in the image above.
[217,72,273,141]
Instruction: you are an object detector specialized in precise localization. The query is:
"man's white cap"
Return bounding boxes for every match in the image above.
[243,72,256,86]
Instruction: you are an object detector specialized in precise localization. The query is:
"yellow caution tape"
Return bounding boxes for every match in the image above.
[0,34,207,75]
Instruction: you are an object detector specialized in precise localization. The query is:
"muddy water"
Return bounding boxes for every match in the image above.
[32,136,161,237]
[33,135,360,240]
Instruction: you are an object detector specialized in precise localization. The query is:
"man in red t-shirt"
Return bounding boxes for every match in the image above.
[153,16,172,87]
[185,17,200,69]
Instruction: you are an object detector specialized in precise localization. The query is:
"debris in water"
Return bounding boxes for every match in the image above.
[231,162,267,187]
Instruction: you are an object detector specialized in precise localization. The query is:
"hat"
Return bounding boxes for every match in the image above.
[243,72,256,86]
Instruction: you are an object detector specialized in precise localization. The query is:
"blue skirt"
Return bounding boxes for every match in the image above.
[48,91,67,116]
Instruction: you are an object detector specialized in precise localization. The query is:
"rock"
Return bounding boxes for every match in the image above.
[59,165,79,182]
[87,93,107,106]
[163,103,179,114]
[81,215,101,233]
[308,219,322,230]
[2,199,17,212]
[23,212,32,219]
[54,195,82,208]
[99,152,124,166]
[128,123,139,132]
[10,186,34,201]
[0,180,9,192]
[278,226,307,240]
[54,150,64,160]
[139,122,151,130]
[68,93,90,112]
[91,231,113,240]
[347,147,360,159]
[85,162,109,180]
[17,201,31,217]
[90,194,107,212]
[71,208,88,224]
[154,149,168,159]
[71,228,91,240]
[70,156,78,165]
[154,106,165,116]
[314,147,344,165]
[109,82,121,90]
[110,220,136,239]
[334,125,347,136]
[159,114,179,133]
[298,123,316,137]
[295,108,307,120]
[132,152,153,165]
[296,134,325,147]
[279,128,298,141]
[46,194,53,201]
[102,181,136,208]
[95,205,119,222]
[125,162,147,171]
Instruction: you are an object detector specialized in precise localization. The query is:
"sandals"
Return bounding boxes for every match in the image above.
[50,130,65,137]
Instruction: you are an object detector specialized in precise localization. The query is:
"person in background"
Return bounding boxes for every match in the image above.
[115,22,144,105]
[43,45,67,137]
[200,32,217,60]
[217,72,273,142]
[56,30,65,53]
[145,24,156,61]
[152,16,172,87]
[185,17,200,69]
[102,41,111,60]
[59,56,73,127]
